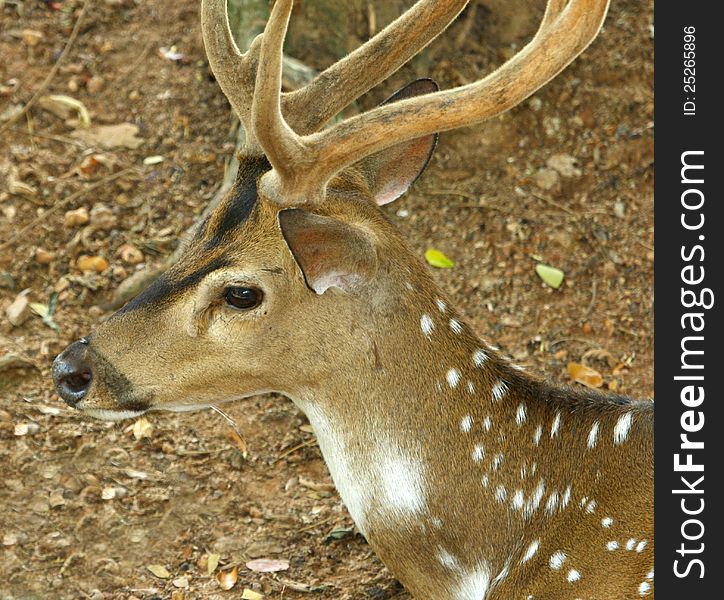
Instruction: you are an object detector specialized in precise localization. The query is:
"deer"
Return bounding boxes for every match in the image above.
[51,0,653,598]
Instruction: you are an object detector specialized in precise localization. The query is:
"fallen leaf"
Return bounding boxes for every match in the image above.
[29,292,60,334]
[172,576,189,589]
[535,263,564,289]
[424,248,455,268]
[38,95,91,127]
[147,564,171,579]
[241,590,264,600]
[245,558,290,573]
[206,553,220,576]
[72,123,145,149]
[216,567,238,590]
[567,362,603,388]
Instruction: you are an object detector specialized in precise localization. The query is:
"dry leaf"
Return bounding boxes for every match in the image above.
[245,558,290,573]
[147,564,171,579]
[206,553,220,576]
[132,417,153,440]
[172,576,189,589]
[38,95,91,127]
[143,155,165,165]
[567,362,603,388]
[72,123,145,149]
[241,590,264,600]
[216,567,238,590]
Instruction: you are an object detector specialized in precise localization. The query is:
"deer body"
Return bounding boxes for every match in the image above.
[52,0,654,597]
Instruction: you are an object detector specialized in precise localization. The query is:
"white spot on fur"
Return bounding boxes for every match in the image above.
[602,517,613,528]
[639,582,651,596]
[450,319,463,334]
[522,540,540,563]
[495,485,507,503]
[614,412,633,444]
[550,412,562,438]
[567,569,581,583]
[525,480,545,518]
[545,491,559,515]
[562,485,572,508]
[467,381,476,394]
[533,424,543,446]
[607,541,619,551]
[436,298,447,313]
[473,349,488,367]
[516,403,527,425]
[585,499,597,514]
[626,538,637,551]
[587,421,600,449]
[437,546,460,570]
[636,540,648,553]
[492,381,508,402]
[460,415,473,432]
[447,368,461,389]
[482,474,489,488]
[512,490,525,510]
[379,453,426,517]
[492,453,503,470]
[549,551,566,570]
[472,444,485,463]
[452,564,491,600]
[421,314,434,338]
[483,416,492,431]
[646,569,654,581]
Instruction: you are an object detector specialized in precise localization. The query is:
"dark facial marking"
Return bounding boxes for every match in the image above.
[203,155,271,249]
[116,256,230,315]
[87,344,152,411]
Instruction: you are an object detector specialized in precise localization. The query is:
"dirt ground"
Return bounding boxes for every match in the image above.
[0,0,653,598]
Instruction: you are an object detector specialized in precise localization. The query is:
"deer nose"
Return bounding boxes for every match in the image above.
[52,339,93,406]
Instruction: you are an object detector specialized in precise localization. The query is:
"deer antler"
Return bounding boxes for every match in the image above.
[203,0,609,203]
[201,0,468,147]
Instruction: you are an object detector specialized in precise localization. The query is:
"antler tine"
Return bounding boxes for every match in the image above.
[260,0,610,204]
[251,0,308,196]
[282,0,469,135]
[201,0,263,146]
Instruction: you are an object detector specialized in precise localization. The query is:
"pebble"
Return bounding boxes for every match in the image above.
[534,167,560,191]
[90,203,117,230]
[546,153,582,177]
[86,76,105,94]
[6,290,31,327]
[64,207,89,227]
[77,255,109,273]
[35,248,56,264]
[119,244,144,265]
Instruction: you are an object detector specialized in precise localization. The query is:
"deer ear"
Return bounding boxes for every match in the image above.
[278,209,378,295]
[358,79,439,206]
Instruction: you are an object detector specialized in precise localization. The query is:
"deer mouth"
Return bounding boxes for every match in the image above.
[52,338,155,419]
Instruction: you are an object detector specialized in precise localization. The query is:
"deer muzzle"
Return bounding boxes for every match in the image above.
[52,338,94,406]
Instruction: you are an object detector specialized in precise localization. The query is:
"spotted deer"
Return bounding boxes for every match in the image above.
[52,0,653,598]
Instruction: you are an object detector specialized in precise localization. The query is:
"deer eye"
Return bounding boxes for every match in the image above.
[224,287,262,310]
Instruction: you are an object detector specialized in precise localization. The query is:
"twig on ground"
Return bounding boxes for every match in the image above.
[0,167,137,253]
[0,0,92,134]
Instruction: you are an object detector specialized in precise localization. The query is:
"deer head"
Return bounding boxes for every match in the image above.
[53,0,610,420]
[49,4,656,600]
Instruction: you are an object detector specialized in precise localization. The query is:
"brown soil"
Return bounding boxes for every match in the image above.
[0,1,653,598]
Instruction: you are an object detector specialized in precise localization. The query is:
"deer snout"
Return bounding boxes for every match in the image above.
[52,339,93,406]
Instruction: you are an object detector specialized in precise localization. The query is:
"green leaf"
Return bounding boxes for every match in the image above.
[30,292,60,334]
[535,263,564,289]
[425,248,455,269]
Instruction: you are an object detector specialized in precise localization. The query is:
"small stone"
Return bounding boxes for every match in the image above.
[35,248,56,264]
[528,97,543,112]
[64,207,89,227]
[89,203,117,230]
[534,168,560,191]
[119,244,144,265]
[86,76,104,94]
[546,153,582,178]
[613,199,626,219]
[22,29,44,47]
[76,255,109,273]
[6,290,31,327]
